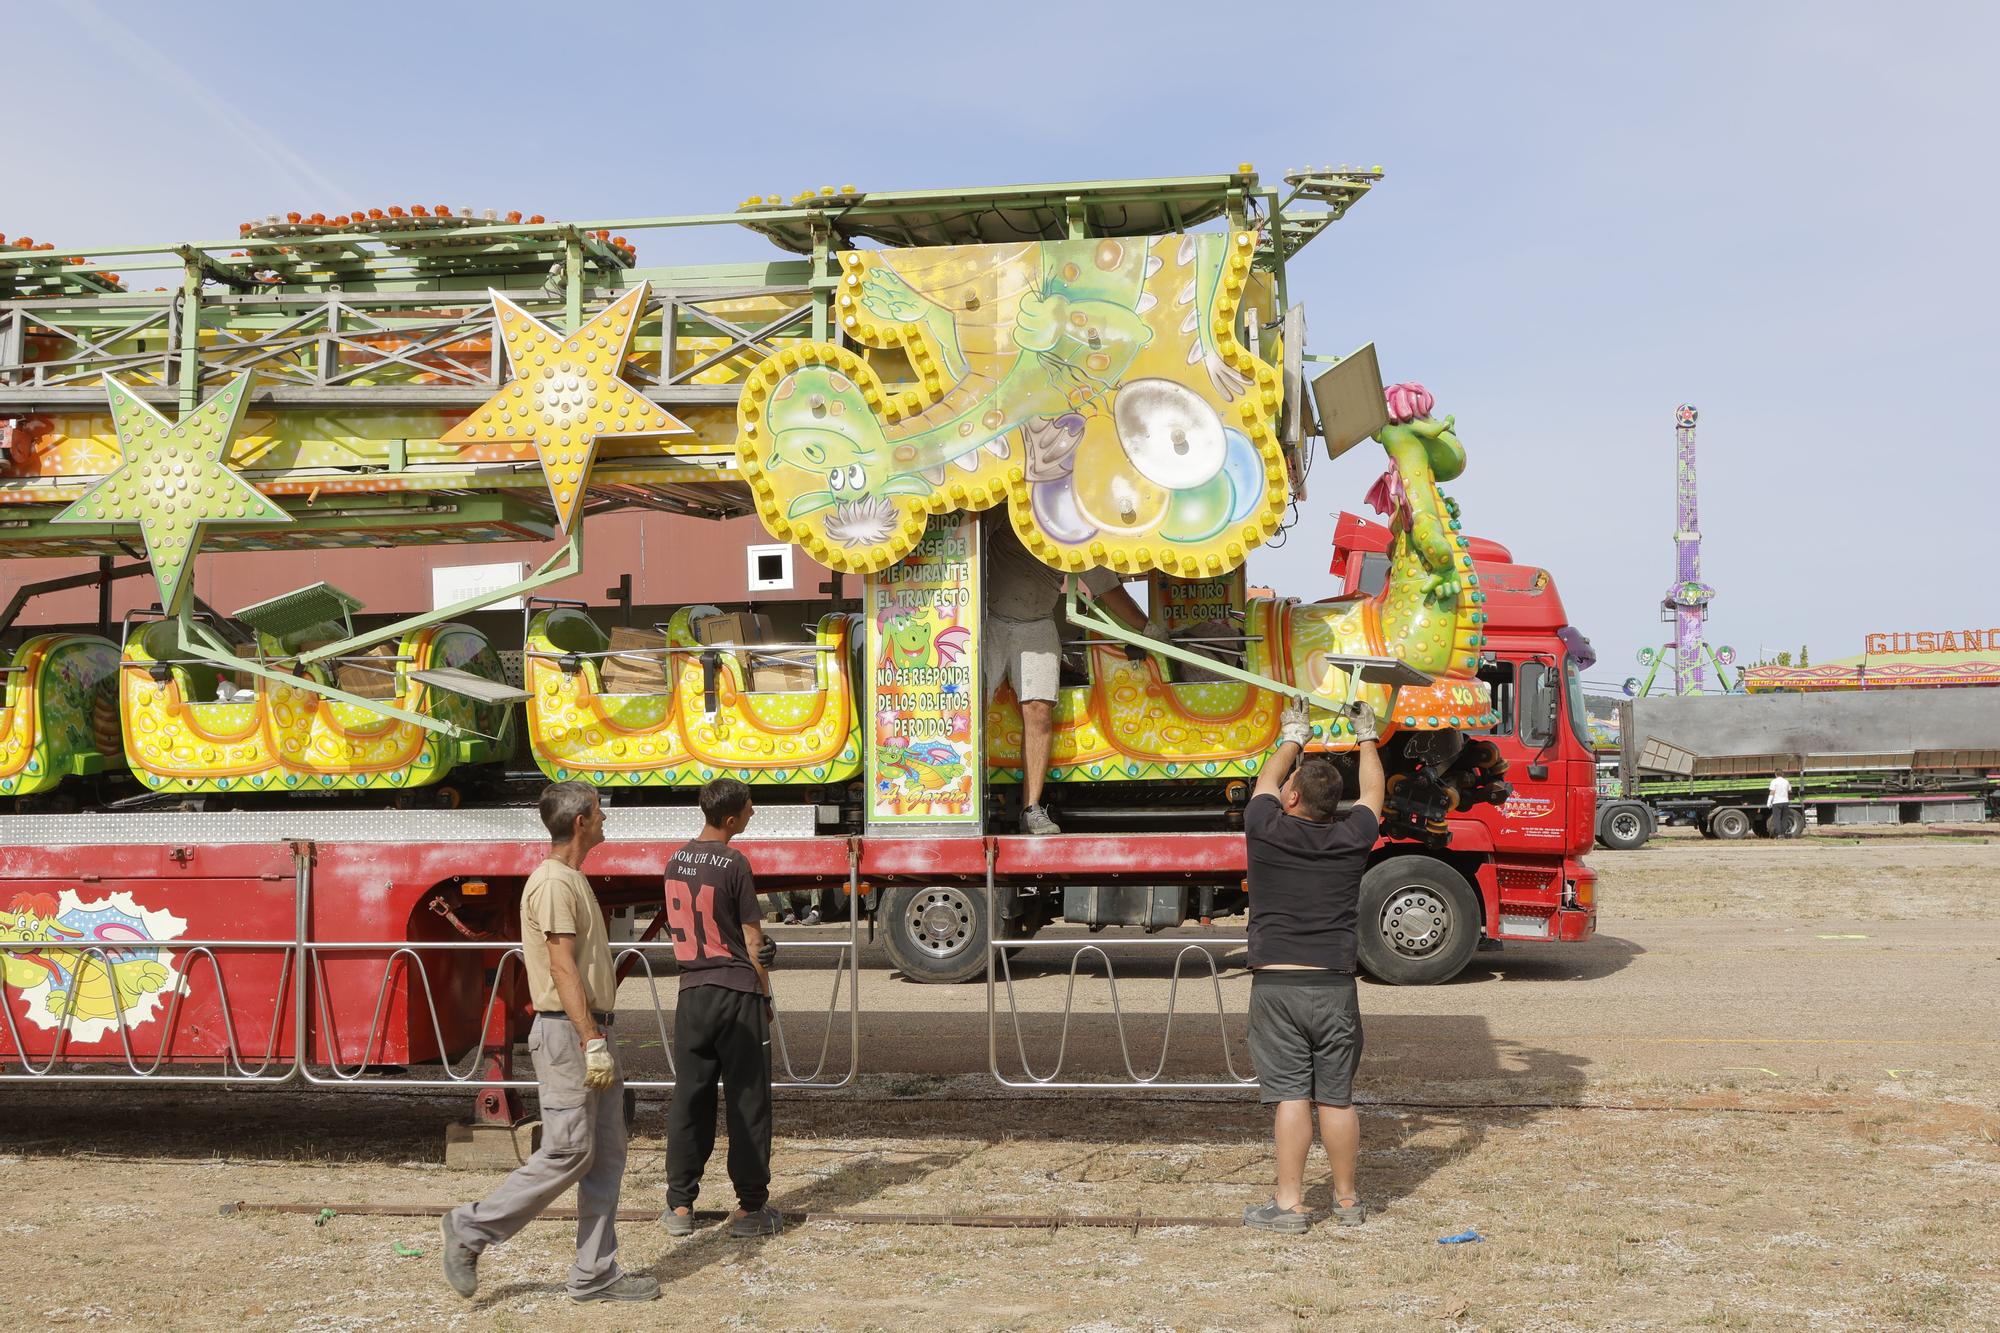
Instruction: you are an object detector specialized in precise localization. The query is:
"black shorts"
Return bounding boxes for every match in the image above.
[1246,970,1362,1106]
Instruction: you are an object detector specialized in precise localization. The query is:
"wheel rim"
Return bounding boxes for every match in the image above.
[904,887,976,961]
[1716,810,1746,836]
[1609,810,1641,841]
[1380,886,1454,959]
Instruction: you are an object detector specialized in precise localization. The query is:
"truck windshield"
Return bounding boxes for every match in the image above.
[1564,656,1594,755]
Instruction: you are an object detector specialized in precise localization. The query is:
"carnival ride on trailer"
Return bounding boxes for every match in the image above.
[0,166,1593,1107]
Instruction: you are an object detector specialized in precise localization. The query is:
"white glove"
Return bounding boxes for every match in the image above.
[1346,700,1379,745]
[583,1036,616,1090]
[1279,699,1313,747]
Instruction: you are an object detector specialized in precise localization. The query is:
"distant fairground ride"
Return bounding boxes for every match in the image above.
[1625,405,1738,697]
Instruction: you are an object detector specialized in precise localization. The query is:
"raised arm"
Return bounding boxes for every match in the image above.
[1348,702,1386,818]
[1097,583,1151,635]
[1254,699,1313,800]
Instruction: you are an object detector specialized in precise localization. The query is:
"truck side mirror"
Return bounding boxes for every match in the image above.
[1519,664,1558,748]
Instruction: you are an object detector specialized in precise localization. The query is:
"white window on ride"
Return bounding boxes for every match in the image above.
[746,543,795,593]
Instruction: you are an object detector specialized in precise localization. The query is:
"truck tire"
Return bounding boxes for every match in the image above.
[1698,812,1721,839]
[879,884,991,985]
[1355,857,1482,986]
[1709,806,1752,840]
[1597,802,1652,851]
[1774,806,1807,838]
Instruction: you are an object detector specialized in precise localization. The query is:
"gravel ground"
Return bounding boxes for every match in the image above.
[2,830,1996,1331]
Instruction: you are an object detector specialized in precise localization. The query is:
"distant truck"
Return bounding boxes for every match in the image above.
[1598,689,2000,848]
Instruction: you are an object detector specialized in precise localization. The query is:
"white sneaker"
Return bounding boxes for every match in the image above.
[1021,804,1062,835]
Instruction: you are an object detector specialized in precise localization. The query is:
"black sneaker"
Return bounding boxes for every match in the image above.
[729,1204,784,1237]
[662,1206,695,1237]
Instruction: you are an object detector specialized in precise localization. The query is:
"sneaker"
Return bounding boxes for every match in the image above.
[572,1274,662,1303]
[439,1214,478,1298]
[729,1204,785,1237]
[662,1206,695,1237]
[1021,804,1062,836]
[1242,1200,1311,1234]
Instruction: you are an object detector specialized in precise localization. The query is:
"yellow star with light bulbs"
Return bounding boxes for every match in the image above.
[443,283,686,532]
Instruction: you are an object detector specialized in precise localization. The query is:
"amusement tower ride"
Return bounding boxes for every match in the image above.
[1628,403,1736,696]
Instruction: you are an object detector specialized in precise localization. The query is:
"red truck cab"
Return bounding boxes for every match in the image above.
[1328,512,1598,979]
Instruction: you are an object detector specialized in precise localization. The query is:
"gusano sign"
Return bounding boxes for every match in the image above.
[1865,630,2000,655]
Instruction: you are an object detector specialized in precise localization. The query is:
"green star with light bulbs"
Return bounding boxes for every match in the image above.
[51,374,289,614]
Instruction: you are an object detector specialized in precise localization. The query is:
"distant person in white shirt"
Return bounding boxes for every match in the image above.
[1766,775,1797,838]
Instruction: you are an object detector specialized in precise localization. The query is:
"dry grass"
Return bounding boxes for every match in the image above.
[1594,827,2000,921]
[0,1085,1995,1331]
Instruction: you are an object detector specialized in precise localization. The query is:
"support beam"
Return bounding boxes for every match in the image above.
[1062,580,1429,714]
[295,529,583,667]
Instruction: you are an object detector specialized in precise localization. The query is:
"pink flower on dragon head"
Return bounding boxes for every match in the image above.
[1383,382,1435,424]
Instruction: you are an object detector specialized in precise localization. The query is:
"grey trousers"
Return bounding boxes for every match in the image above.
[444,1015,629,1295]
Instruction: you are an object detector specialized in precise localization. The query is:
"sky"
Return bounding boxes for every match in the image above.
[8,0,1997,690]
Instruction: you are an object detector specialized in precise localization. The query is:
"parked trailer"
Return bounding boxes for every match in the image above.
[1601,689,2000,848]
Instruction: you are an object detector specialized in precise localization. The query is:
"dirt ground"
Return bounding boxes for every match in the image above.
[3,829,1997,1331]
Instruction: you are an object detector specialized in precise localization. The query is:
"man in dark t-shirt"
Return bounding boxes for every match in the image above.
[1241,697,1385,1234]
[662,777,782,1239]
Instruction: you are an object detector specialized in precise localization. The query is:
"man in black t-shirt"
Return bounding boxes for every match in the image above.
[1241,697,1385,1234]
[661,778,782,1239]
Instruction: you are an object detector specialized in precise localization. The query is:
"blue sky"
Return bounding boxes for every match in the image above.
[11,1,1996,686]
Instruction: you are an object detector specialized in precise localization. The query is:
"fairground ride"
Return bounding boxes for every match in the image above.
[1626,405,1738,697]
[0,168,1598,1113]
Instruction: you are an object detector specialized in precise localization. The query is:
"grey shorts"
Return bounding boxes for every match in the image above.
[1246,971,1362,1106]
[984,616,1062,704]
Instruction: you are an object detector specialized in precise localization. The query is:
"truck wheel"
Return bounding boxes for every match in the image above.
[1356,858,1482,986]
[1699,812,1721,839]
[879,884,991,985]
[1775,806,1807,838]
[1597,802,1652,851]
[1709,806,1752,840]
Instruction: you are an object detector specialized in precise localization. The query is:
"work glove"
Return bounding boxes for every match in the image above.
[1346,700,1379,745]
[757,935,778,968]
[1279,699,1313,747]
[583,1036,616,1090]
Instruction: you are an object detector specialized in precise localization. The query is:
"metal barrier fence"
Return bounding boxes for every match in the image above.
[0,855,860,1091]
[982,849,1258,1092]
[4,845,1266,1093]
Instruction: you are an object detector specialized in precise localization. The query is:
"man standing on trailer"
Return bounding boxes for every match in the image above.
[661,777,782,1238]
[982,512,1156,834]
[439,781,658,1303]
[1241,697,1385,1232]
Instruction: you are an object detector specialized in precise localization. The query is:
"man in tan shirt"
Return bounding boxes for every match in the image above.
[440,781,658,1303]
